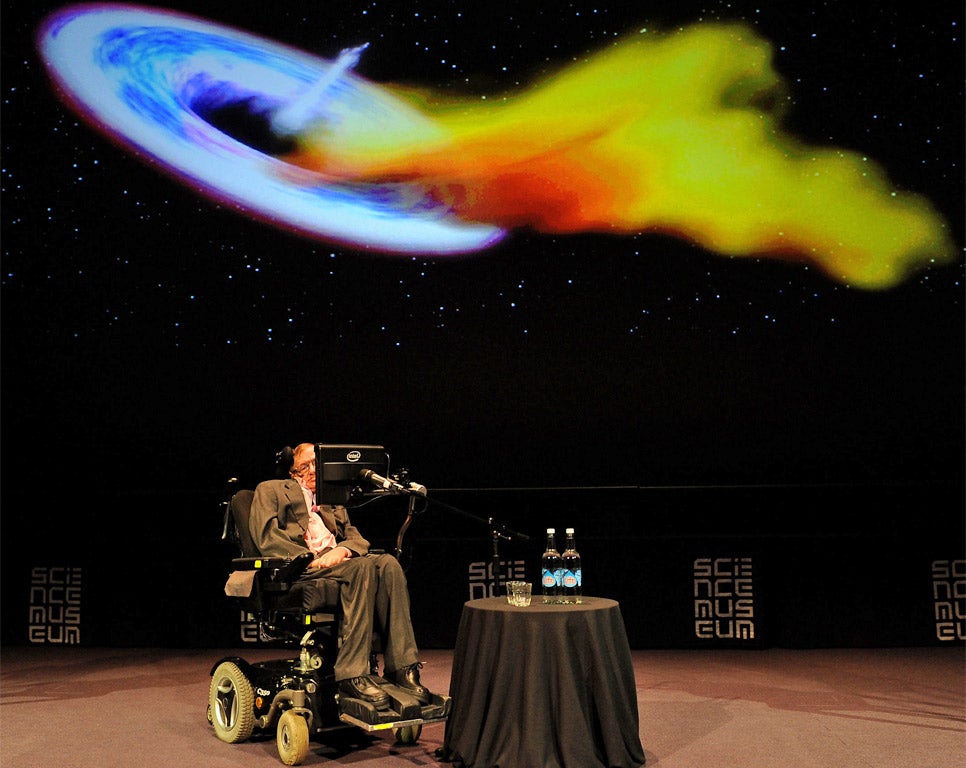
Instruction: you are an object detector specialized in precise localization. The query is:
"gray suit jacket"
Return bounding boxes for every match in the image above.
[248,478,370,563]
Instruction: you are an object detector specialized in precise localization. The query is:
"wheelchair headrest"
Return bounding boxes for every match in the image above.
[274,446,294,479]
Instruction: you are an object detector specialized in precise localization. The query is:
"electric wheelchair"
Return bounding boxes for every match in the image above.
[207,445,450,766]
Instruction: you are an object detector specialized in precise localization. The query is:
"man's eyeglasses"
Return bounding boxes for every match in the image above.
[293,459,316,476]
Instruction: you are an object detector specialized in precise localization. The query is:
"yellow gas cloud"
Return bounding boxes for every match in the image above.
[286,23,954,289]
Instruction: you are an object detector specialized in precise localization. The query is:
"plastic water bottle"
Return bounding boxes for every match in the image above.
[541,528,562,603]
[561,528,582,604]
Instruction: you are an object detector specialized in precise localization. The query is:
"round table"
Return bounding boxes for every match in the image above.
[440,596,645,768]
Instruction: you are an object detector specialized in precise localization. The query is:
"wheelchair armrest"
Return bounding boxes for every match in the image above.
[231,551,314,583]
[274,551,314,581]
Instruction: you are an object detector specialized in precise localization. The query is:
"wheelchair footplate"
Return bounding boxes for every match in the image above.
[338,677,451,734]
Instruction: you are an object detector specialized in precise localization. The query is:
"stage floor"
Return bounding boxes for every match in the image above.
[1,646,963,767]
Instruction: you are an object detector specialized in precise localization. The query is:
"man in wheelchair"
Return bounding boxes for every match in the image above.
[249,442,430,710]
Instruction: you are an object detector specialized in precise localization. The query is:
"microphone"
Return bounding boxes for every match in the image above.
[359,469,428,497]
[407,481,428,496]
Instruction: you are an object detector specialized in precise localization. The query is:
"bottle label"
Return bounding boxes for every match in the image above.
[541,570,557,589]
[563,571,578,589]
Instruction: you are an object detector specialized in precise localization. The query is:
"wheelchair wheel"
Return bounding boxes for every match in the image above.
[209,661,255,743]
[393,723,422,744]
[277,709,310,766]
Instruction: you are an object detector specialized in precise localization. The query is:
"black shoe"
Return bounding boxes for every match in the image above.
[389,663,430,704]
[338,675,390,710]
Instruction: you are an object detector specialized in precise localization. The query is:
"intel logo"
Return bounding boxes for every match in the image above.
[346,450,361,462]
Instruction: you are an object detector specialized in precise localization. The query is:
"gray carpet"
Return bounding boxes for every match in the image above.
[1,646,963,767]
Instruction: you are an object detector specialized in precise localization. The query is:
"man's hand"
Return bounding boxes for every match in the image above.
[312,546,352,569]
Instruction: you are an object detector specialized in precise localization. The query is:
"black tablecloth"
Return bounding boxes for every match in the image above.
[441,596,645,768]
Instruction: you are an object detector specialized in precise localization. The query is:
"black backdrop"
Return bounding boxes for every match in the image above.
[1,0,963,649]
[3,482,962,649]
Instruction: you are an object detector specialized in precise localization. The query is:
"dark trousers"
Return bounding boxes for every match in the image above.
[300,553,419,682]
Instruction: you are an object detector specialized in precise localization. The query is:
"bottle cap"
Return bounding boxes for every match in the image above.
[566,527,575,534]
[547,528,555,534]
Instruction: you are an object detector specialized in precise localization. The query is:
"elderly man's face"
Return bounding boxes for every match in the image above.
[291,445,317,492]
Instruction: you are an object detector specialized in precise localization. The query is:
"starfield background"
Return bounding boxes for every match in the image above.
[2,0,963,538]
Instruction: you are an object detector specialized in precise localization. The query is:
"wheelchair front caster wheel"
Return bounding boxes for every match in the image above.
[393,723,422,744]
[277,709,310,765]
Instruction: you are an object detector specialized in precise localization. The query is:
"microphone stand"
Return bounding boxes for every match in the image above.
[427,497,530,596]
[359,473,530,596]
[395,494,419,561]
[490,524,508,595]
